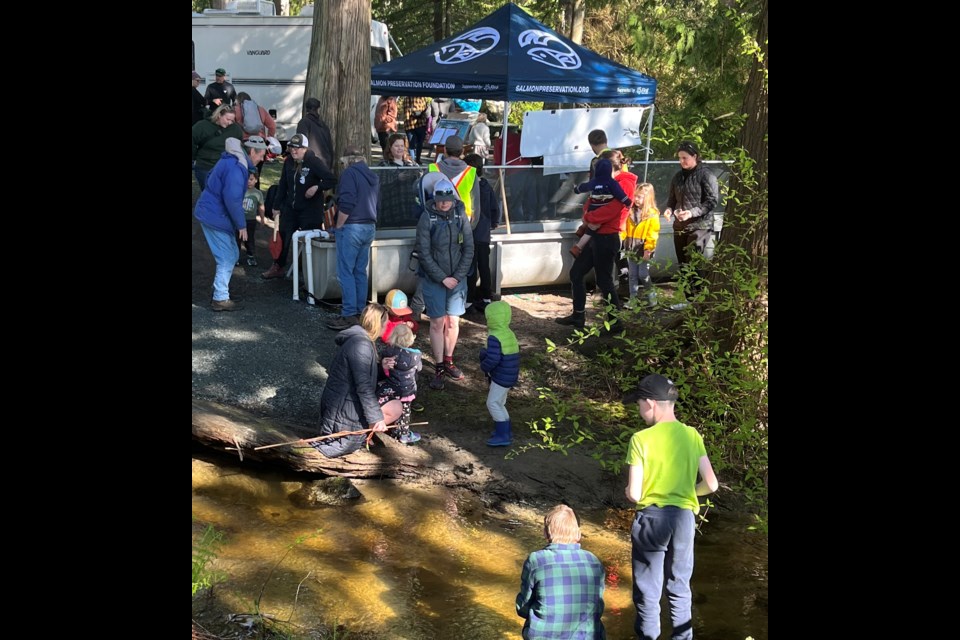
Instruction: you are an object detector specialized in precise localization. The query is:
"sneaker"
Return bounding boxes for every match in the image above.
[554,312,585,329]
[569,245,582,258]
[398,431,422,444]
[261,263,285,279]
[210,299,242,312]
[246,255,258,267]
[326,315,357,331]
[429,372,445,390]
[442,361,465,380]
[411,402,425,413]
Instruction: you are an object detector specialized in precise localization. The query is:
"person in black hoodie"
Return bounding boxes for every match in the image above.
[296,96,336,172]
[326,145,381,331]
[192,71,206,125]
[462,153,501,313]
[261,133,337,280]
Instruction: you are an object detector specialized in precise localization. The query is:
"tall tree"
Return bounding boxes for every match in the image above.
[303,0,372,166]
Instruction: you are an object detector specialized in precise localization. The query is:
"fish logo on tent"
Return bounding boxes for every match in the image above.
[518,30,581,70]
[434,27,500,65]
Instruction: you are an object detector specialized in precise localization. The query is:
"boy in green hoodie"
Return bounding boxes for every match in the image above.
[478,301,520,446]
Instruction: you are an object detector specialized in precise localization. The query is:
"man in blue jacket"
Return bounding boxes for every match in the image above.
[194,136,267,311]
[327,145,381,331]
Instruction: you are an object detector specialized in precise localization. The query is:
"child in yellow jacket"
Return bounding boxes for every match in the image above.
[621,183,662,308]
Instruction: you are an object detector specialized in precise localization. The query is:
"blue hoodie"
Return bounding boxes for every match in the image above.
[336,161,380,224]
[193,141,249,233]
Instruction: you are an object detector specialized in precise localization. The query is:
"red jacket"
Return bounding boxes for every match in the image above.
[582,171,638,234]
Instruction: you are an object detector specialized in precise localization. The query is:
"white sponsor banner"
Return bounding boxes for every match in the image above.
[519,107,647,159]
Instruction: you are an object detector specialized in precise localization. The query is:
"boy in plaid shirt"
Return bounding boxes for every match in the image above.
[516,504,606,639]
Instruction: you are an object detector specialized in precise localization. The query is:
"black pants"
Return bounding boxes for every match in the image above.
[570,231,621,312]
[674,228,717,296]
[236,219,258,255]
[467,242,492,302]
[274,209,323,267]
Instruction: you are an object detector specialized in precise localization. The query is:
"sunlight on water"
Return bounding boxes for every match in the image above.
[193,457,767,639]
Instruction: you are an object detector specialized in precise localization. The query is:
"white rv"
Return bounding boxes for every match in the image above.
[192,1,393,142]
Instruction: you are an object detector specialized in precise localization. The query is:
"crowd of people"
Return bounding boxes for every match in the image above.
[193,75,722,636]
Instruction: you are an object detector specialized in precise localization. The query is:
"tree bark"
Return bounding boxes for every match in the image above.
[433,0,443,42]
[304,0,372,167]
[193,399,435,479]
[570,0,585,44]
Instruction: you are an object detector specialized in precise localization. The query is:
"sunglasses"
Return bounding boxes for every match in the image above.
[434,188,455,197]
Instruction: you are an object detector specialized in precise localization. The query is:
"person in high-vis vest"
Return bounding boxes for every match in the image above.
[428,136,480,226]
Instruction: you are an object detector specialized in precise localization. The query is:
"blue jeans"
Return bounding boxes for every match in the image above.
[628,256,653,299]
[631,506,696,640]
[336,223,376,317]
[200,222,239,302]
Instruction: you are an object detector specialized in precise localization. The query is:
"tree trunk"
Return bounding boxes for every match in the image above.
[304,0,372,167]
[570,0,585,44]
[433,0,443,42]
[709,0,767,356]
[193,399,434,479]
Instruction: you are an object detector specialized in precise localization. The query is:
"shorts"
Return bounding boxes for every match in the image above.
[421,278,467,318]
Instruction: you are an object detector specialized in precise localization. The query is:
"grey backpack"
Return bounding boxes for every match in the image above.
[241,100,264,135]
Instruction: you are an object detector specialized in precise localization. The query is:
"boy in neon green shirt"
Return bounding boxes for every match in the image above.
[624,374,718,640]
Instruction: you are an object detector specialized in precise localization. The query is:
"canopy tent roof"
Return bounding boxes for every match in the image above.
[371,3,656,104]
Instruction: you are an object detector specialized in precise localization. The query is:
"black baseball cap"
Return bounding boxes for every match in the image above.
[623,374,679,403]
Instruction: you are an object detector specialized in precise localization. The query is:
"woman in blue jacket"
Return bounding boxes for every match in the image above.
[193,136,267,311]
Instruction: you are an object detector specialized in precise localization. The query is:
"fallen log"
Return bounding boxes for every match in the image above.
[192,399,432,479]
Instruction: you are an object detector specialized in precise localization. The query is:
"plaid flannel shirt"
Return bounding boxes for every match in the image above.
[516,543,606,639]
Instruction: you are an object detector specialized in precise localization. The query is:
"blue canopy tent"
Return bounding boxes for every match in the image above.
[371,3,658,229]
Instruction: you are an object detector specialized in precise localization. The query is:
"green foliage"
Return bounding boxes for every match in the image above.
[192,522,227,596]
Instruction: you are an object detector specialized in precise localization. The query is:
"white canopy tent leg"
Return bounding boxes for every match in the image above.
[499,101,512,235]
[643,104,655,182]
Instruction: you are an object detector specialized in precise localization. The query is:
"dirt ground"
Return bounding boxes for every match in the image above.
[191,166,680,511]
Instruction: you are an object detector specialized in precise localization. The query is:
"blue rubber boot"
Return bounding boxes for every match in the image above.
[486,420,512,447]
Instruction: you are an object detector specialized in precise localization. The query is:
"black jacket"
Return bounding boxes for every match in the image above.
[380,344,422,397]
[472,176,501,243]
[318,325,383,436]
[192,87,207,125]
[666,162,720,233]
[203,81,236,109]
[274,149,337,215]
[296,112,335,172]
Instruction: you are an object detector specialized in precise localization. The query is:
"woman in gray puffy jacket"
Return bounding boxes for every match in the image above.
[311,304,403,458]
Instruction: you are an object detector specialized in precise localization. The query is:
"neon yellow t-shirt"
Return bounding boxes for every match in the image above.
[625,420,707,513]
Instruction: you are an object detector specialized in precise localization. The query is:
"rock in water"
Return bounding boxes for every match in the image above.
[289,477,362,507]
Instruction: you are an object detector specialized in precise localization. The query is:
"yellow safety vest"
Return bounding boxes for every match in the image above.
[428,163,477,221]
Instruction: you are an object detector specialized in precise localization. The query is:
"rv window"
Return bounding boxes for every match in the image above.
[371,47,386,67]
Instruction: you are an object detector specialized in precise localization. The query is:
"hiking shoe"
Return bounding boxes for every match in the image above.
[398,431,422,445]
[246,255,258,266]
[211,299,242,312]
[429,372,445,390]
[554,312,585,329]
[411,402,425,413]
[326,315,357,331]
[442,361,464,380]
[261,263,285,279]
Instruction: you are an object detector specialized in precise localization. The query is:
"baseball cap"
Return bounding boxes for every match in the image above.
[433,179,457,203]
[384,289,412,315]
[623,374,679,404]
[444,135,464,155]
[676,141,699,156]
[244,135,268,150]
[215,68,227,76]
[287,133,308,149]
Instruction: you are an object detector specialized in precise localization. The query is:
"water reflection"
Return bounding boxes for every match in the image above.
[193,455,766,639]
